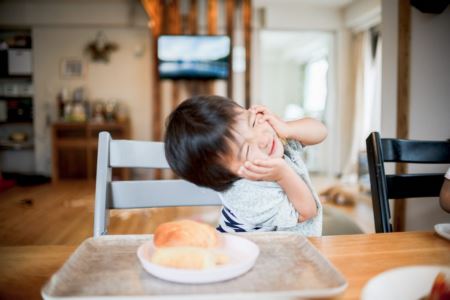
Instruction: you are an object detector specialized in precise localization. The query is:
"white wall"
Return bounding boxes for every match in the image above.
[381,0,450,230]
[407,6,450,229]
[344,0,381,31]
[263,3,343,30]
[409,8,450,142]
[0,0,148,27]
[0,0,152,176]
[380,0,398,140]
[33,27,151,174]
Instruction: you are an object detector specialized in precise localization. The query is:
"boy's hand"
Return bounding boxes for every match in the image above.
[238,158,288,182]
[250,105,291,140]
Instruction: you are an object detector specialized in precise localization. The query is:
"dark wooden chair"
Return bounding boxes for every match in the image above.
[366,132,450,233]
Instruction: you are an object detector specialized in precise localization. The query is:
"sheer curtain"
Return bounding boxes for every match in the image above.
[342,29,382,182]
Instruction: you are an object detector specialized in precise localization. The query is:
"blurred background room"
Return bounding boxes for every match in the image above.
[0,0,449,246]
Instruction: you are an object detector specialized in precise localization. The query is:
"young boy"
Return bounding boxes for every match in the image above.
[164,95,327,236]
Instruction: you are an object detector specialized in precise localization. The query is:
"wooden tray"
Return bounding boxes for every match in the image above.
[42,232,347,299]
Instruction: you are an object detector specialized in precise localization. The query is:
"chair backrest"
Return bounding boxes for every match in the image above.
[94,131,222,237]
[366,131,450,233]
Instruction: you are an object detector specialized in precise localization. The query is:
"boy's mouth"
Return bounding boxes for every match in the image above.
[269,138,275,156]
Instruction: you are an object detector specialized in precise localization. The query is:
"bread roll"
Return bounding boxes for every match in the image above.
[151,220,229,269]
[151,247,227,270]
[153,219,219,248]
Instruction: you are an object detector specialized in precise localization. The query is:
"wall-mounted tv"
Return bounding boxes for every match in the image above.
[158,35,230,80]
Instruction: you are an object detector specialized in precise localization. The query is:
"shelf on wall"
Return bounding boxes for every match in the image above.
[0,75,32,80]
[0,96,33,99]
[0,140,34,151]
[0,121,33,125]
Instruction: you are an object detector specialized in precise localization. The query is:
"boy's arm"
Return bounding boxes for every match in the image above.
[277,163,318,221]
[286,118,328,146]
[251,106,327,146]
[239,159,318,222]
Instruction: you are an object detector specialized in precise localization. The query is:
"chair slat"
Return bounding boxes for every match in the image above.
[109,140,170,168]
[110,180,222,209]
[94,132,112,237]
[386,173,445,199]
[382,139,450,163]
[366,132,392,233]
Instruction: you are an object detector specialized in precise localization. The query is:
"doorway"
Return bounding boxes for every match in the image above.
[257,30,335,175]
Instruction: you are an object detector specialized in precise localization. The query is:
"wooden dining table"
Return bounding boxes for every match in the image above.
[0,231,449,300]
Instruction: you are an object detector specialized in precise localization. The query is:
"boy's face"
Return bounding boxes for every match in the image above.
[226,107,284,175]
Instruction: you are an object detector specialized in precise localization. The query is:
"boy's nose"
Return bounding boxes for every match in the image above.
[258,135,270,149]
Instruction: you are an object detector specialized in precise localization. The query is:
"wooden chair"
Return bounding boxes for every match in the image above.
[366,132,450,233]
[94,131,222,238]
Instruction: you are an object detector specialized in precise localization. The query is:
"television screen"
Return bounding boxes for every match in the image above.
[158,35,230,79]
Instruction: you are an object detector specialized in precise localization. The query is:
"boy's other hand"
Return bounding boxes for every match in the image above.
[238,158,288,182]
[250,105,290,140]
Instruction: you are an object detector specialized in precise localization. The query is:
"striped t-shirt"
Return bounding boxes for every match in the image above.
[217,139,322,237]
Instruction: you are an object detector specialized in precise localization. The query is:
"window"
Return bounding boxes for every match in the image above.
[303,58,328,114]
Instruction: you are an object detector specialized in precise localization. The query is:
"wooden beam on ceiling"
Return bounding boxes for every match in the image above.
[141,0,162,36]
[226,0,234,99]
[394,0,411,232]
[243,0,252,108]
[206,0,218,95]
[207,0,218,35]
[188,0,198,35]
[167,0,181,35]
[168,0,181,111]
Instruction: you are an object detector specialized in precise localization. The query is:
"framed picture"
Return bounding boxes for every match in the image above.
[60,58,85,79]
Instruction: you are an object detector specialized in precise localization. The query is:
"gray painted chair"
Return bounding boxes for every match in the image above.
[93,131,222,238]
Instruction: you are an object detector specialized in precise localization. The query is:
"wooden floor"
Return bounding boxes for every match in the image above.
[0,179,374,246]
[0,180,221,246]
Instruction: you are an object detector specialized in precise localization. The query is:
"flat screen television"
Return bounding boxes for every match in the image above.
[158,35,230,79]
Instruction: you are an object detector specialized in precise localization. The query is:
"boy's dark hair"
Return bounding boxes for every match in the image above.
[164,95,240,192]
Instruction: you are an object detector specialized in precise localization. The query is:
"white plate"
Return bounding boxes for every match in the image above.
[434,223,450,240]
[137,234,260,284]
[361,265,450,300]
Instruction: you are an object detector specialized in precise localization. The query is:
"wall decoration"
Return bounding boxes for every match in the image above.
[85,31,118,63]
[60,58,85,79]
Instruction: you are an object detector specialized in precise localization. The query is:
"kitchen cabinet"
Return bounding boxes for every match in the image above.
[52,121,130,181]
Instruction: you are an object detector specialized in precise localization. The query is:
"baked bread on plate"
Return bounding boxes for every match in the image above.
[151,220,228,270]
